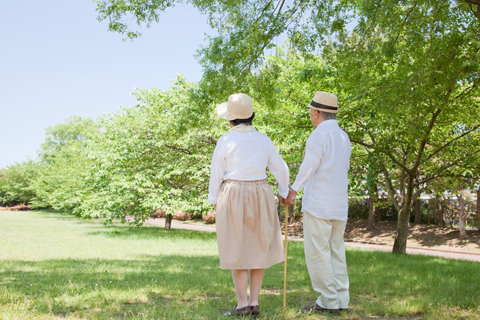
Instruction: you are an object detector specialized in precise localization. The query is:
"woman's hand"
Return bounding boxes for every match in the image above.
[214,204,217,211]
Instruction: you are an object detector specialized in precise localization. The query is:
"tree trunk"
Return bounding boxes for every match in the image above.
[393,207,410,254]
[393,176,414,254]
[165,214,173,230]
[288,204,294,224]
[376,206,384,222]
[458,193,467,240]
[276,195,282,219]
[477,188,480,233]
[415,198,421,224]
[296,198,302,217]
[426,202,431,225]
[367,196,376,230]
[437,197,445,227]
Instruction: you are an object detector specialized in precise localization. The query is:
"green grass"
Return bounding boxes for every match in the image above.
[0,211,479,319]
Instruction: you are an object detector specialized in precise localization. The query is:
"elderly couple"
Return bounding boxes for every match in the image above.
[207,91,351,317]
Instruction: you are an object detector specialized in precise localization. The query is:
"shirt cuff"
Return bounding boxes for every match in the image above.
[207,194,218,205]
[278,188,289,199]
[291,182,302,193]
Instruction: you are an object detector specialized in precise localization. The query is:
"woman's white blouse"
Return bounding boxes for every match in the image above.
[207,129,289,205]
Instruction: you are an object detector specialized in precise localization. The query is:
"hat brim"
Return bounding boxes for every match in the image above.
[307,105,340,114]
[216,102,236,120]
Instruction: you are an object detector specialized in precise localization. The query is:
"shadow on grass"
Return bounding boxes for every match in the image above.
[86,223,219,242]
[347,248,480,316]
[0,246,312,320]
[2,247,479,319]
[410,228,480,248]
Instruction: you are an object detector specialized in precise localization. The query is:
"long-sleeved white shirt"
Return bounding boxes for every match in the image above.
[207,126,289,205]
[291,120,351,220]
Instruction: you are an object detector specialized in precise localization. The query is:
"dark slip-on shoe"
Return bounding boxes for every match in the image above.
[250,305,260,318]
[303,302,340,315]
[224,305,253,317]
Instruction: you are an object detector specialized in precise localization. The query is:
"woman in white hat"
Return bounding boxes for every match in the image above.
[207,93,289,317]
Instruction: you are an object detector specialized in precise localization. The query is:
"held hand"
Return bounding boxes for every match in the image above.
[214,204,217,211]
[284,189,297,206]
[280,197,286,206]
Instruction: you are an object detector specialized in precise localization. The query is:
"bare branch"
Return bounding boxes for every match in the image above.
[165,145,193,155]
[378,157,402,212]
[350,139,374,148]
[411,108,442,173]
[166,179,184,189]
[454,76,480,100]
[197,136,218,146]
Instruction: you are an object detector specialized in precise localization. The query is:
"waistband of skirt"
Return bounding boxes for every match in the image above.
[223,179,267,184]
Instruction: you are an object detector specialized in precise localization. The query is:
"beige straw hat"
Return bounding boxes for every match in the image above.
[307,91,339,113]
[217,93,254,120]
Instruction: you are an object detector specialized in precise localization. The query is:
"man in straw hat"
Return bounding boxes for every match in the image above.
[283,91,351,315]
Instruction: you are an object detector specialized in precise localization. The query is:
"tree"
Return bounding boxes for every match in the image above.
[0,161,41,206]
[39,115,99,164]
[323,2,480,253]
[31,141,96,212]
[79,77,218,226]
[31,116,100,211]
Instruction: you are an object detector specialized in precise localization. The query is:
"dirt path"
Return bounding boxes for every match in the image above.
[145,217,480,262]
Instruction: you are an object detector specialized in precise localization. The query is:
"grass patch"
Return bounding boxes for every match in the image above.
[0,210,479,319]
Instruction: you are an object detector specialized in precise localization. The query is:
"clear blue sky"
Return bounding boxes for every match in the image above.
[0,1,213,169]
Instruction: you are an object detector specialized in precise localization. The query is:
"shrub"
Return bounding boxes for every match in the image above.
[151,209,166,218]
[8,205,31,211]
[202,210,215,224]
[173,210,193,221]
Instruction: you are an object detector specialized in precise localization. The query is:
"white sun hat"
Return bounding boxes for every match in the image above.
[216,93,254,120]
[307,91,339,113]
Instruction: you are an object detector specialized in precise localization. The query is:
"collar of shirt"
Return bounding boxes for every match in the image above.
[315,119,338,130]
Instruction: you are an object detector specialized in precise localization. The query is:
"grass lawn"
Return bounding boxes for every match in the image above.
[1,211,479,319]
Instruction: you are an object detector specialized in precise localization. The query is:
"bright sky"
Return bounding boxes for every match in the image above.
[0,1,213,169]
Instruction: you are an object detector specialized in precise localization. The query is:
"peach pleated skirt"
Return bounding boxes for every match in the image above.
[215,179,285,269]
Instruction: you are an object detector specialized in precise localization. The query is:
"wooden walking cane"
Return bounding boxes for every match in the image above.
[283,205,289,310]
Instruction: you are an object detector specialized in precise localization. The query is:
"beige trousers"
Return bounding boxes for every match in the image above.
[303,210,349,309]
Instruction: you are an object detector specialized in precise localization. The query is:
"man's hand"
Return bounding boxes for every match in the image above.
[283,189,297,206]
[213,204,217,211]
[280,197,286,206]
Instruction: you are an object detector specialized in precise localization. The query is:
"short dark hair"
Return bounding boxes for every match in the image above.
[231,112,255,126]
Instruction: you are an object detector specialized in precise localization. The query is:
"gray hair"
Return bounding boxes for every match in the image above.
[319,111,337,120]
